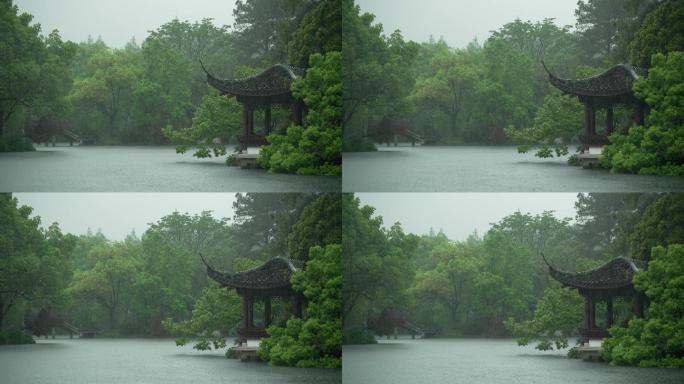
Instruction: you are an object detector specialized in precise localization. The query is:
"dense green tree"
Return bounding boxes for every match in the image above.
[0,195,74,331]
[505,282,583,351]
[629,0,684,68]
[67,241,140,330]
[603,52,684,175]
[232,193,314,260]
[68,49,139,142]
[506,89,583,158]
[162,258,259,351]
[232,0,315,66]
[288,193,342,261]
[260,52,342,175]
[260,244,342,368]
[411,49,478,138]
[575,193,658,259]
[628,194,684,260]
[602,244,684,367]
[0,1,76,150]
[342,195,414,343]
[163,91,242,158]
[342,0,419,150]
[575,0,633,64]
[288,0,342,67]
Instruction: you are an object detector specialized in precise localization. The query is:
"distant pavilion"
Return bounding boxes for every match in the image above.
[544,256,647,341]
[201,63,306,152]
[202,256,304,340]
[544,63,648,151]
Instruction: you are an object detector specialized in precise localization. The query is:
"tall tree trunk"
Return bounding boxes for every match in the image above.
[108,305,117,330]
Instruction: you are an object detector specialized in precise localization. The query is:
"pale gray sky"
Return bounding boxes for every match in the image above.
[14,193,236,240]
[15,0,236,47]
[357,193,578,240]
[357,0,579,48]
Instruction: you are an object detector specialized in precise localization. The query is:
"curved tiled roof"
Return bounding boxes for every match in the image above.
[544,255,646,290]
[544,63,646,97]
[201,62,305,97]
[201,255,302,290]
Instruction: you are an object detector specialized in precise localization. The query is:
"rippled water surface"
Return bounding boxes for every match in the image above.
[0,146,339,192]
[0,338,340,384]
[343,146,684,192]
[343,338,684,384]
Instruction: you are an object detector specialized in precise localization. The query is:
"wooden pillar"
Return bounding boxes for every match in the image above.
[606,297,613,328]
[242,295,250,328]
[264,297,272,327]
[606,106,614,135]
[590,298,596,328]
[292,101,303,126]
[292,294,303,318]
[636,103,645,126]
[584,294,591,329]
[634,293,645,318]
[264,104,272,135]
[248,298,255,327]
[247,105,254,135]
[243,104,250,136]
[584,101,591,138]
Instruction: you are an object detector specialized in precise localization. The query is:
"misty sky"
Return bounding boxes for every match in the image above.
[357,0,579,48]
[15,0,236,47]
[14,193,236,241]
[357,193,578,240]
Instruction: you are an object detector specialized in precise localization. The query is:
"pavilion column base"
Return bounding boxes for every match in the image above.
[237,327,269,340]
[579,327,609,342]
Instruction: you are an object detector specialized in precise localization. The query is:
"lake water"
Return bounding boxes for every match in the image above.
[0,338,340,384]
[343,338,684,384]
[343,146,684,192]
[0,146,340,192]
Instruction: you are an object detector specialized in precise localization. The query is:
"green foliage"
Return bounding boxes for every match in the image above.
[163,92,242,158]
[0,2,76,144]
[603,52,684,175]
[0,330,35,345]
[259,245,342,368]
[411,49,478,137]
[342,195,416,341]
[0,195,75,330]
[288,194,342,261]
[505,283,583,351]
[259,52,342,175]
[68,241,140,330]
[342,0,419,150]
[602,245,684,367]
[628,194,684,260]
[162,283,242,351]
[0,134,35,152]
[506,90,583,158]
[630,0,684,68]
[288,0,342,67]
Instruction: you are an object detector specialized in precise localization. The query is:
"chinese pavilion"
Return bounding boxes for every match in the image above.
[543,63,647,150]
[544,255,647,341]
[201,63,306,151]
[201,256,304,339]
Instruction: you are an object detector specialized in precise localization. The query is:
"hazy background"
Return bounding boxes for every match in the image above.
[14,193,236,240]
[357,193,577,240]
[14,0,236,47]
[357,0,579,48]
